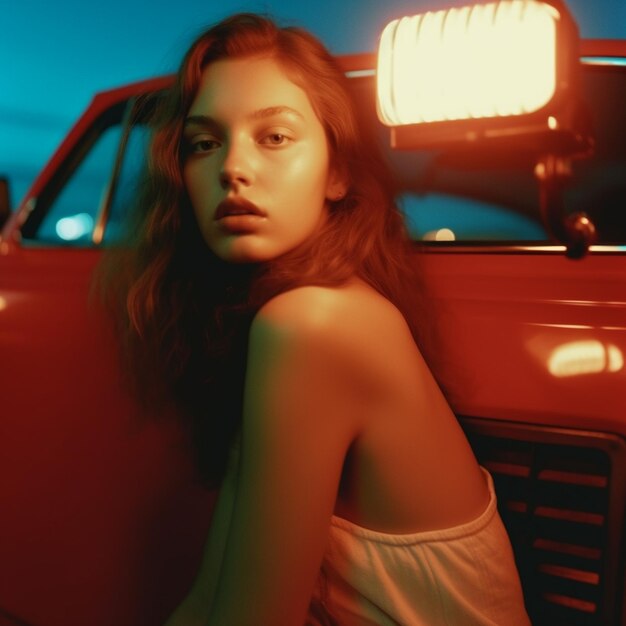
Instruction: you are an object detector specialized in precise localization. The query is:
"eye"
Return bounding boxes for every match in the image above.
[260,132,290,146]
[183,135,221,155]
[191,138,221,153]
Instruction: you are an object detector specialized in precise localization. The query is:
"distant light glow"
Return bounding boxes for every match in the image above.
[0,296,6,311]
[548,340,624,377]
[377,0,559,126]
[55,213,94,241]
[423,228,456,241]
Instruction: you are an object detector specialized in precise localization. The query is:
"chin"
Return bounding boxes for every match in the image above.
[212,234,310,265]
[210,241,276,265]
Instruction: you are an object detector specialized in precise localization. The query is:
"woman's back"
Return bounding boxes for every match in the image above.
[322,278,488,534]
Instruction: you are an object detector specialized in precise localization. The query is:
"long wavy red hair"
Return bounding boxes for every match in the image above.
[97,13,428,486]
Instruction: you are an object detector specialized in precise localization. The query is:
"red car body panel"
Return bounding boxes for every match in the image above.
[0,247,215,626]
[0,42,625,626]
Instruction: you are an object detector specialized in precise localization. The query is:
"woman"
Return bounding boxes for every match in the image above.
[101,13,530,626]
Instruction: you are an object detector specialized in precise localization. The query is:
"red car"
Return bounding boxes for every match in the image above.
[1,7,625,626]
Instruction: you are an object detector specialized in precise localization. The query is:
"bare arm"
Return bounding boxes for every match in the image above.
[206,287,363,626]
[164,436,240,626]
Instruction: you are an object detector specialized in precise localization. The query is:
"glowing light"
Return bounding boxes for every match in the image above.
[423,228,456,241]
[548,341,624,378]
[55,213,94,241]
[377,0,559,126]
[0,296,6,311]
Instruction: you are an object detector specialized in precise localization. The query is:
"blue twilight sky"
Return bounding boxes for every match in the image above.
[2,0,625,209]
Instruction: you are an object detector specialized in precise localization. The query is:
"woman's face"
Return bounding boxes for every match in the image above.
[183,55,342,264]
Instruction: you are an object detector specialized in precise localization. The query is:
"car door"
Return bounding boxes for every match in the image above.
[0,84,214,626]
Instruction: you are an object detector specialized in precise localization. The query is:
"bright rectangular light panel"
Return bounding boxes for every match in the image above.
[377,0,560,126]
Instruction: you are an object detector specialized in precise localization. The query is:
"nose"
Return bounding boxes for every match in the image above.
[219,138,253,190]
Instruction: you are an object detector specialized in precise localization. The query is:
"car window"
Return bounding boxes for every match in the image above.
[103,123,151,244]
[19,94,160,248]
[19,100,129,247]
[31,124,123,245]
[400,192,547,241]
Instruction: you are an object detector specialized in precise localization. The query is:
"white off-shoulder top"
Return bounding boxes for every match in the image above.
[307,468,531,626]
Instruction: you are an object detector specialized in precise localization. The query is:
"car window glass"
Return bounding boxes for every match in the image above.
[103,124,150,244]
[26,124,122,246]
[400,192,547,241]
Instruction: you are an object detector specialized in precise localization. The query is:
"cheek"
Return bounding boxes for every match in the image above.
[183,163,203,202]
[184,162,217,214]
[183,166,216,245]
[276,171,329,241]
[280,147,330,205]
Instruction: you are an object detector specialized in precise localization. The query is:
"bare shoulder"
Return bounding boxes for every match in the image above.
[249,283,368,377]
[245,282,385,443]
[250,279,419,394]
[253,278,410,343]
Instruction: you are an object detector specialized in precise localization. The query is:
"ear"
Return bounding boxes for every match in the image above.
[325,164,349,202]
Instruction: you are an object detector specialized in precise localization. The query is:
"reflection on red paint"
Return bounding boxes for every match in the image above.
[548,340,624,378]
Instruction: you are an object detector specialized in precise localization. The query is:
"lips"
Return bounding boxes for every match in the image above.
[214,198,266,221]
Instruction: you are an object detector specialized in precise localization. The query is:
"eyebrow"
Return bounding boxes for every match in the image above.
[184,106,305,127]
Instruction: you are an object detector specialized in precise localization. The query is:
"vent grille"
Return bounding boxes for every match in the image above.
[461,418,626,626]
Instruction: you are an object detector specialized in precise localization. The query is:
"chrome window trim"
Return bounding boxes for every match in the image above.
[346,56,626,78]
[345,68,376,78]
[92,98,136,245]
[414,243,626,254]
[582,57,626,67]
